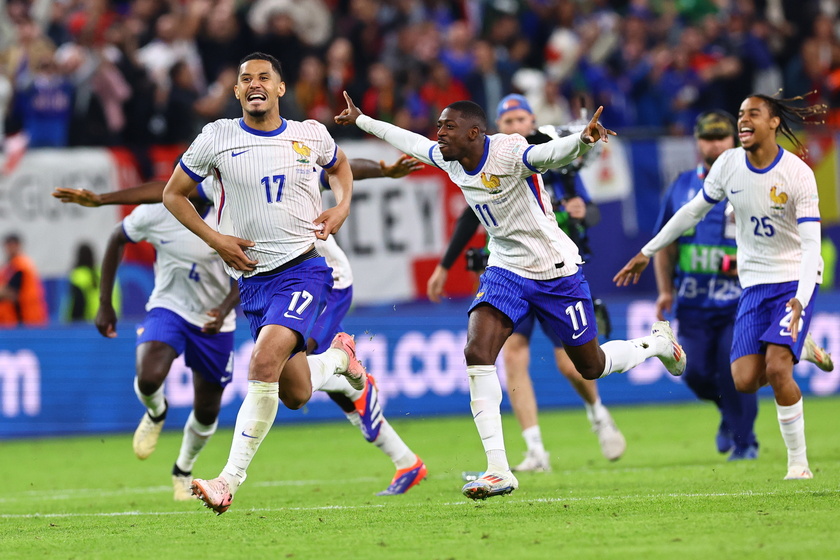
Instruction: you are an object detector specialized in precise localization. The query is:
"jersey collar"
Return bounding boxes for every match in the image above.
[745,144,783,174]
[238,117,288,137]
[464,136,491,176]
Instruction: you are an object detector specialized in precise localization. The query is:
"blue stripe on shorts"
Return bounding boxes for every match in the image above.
[731,282,819,363]
[136,307,235,386]
[468,266,597,347]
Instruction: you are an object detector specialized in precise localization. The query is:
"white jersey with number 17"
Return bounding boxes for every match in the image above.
[702,146,823,289]
[179,117,338,278]
[427,134,582,279]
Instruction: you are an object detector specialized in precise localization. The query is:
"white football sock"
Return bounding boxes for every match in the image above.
[776,398,808,468]
[468,365,509,473]
[134,376,166,418]
[307,349,350,392]
[584,398,608,425]
[599,336,668,378]
[175,411,217,473]
[522,425,546,455]
[319,372,363,401]
[373,420,414,469]
[221,380,279,493]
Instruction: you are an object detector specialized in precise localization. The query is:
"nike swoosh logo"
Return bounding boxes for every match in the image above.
[220,376,232,383]
[241,431,258,439]
[232,150,250,157]
[729,189,743,194]
[283,312,302,320]
[159,240,173,244]
[571,327,589,340]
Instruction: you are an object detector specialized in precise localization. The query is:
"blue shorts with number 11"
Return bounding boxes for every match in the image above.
[468,266,598,347]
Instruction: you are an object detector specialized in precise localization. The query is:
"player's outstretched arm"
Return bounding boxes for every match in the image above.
[95,223,129,338]
[53,181,201,206]
[527,107,618,171]
[335,91,437,165]
[163,166,257,272]
[614,252,651,287]
[349,154,423,180]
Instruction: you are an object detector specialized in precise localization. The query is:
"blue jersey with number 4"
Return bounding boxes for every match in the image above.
[654,165,740,311]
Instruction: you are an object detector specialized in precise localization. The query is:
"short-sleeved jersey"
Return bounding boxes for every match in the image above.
[428,134,582,280]
[655,165,740,311]
[703,147,823,288]
[122,203,236,331]
[179,118,338,278]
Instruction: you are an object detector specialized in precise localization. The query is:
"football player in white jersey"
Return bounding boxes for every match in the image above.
[427,95,626,470]
[616,93,827,480]
[96,193,239,501]
[53,155,429,496]
[336,94,687,500]
[162,53,365,514]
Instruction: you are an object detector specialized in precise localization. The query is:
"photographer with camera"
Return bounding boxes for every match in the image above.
[652,110,833,462]
[426,94,626,471]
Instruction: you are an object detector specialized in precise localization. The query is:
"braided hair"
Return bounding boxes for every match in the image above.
[748,91,827,155]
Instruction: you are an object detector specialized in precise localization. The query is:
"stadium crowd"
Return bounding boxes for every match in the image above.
[1,0,839,157]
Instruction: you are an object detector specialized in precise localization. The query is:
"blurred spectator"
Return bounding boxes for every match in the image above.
[14,52,74,147]
[65,242,120,322]
[338,0,386,83]
[2,16,55,86]
[295,55,332,123]
[440,20,475,81]
[136,12,204,96]
[248,0,332,49]
[419,61,470,124]
[254,8,306,84]
[198,8,250,84]
[464,39,512,121]
[160,60,199,144]
[801,13,840,97]
[361,62,400,121]
[0,233,48,327]
[194,66,241,123]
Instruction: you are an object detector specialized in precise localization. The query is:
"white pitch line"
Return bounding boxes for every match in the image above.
[2,489,836,520]
[2,462,736,504]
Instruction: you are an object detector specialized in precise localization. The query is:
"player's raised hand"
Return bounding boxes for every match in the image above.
[785,298,803,342]
[613,252,651,287]
[335,91,363,126]
[581,106,617,144]
[313,204,350,240]
[381,154,423,178]
[52,187,103,207]
[211,234,258,272]
[95,304,118,338]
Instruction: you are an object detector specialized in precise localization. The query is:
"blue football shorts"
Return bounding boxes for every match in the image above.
[136,307,235,387]
[468,266,597,347]
[309,285,353,352]
[237,256,333,352]
[731,281,818,363]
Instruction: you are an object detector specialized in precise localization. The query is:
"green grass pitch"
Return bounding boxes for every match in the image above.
[3,397,839,560]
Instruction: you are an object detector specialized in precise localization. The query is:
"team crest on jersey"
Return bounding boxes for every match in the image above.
[292,141,311,164]
[480,172,502,194]
[769,185,788,213]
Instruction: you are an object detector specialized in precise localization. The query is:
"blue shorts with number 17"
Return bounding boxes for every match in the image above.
[468,266,597,347]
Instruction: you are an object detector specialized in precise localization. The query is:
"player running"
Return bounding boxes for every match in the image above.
[617,93,828,480]
[337,93,686,500]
